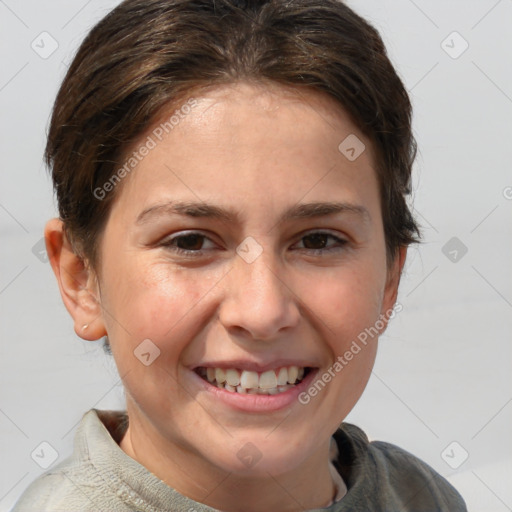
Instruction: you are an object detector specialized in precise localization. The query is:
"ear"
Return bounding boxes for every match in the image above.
[379,246,407,326]
[44,218,107,341]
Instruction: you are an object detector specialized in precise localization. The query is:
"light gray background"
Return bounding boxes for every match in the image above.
[1,1,511,510]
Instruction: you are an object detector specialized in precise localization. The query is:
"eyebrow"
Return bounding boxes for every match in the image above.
[135,200,371,225]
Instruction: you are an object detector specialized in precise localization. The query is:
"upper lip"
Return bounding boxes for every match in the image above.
[192,359,318,373]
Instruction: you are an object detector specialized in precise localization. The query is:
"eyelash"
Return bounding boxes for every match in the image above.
[159,230,348,257]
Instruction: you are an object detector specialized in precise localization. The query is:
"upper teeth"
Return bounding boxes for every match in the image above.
[201,366,305,393]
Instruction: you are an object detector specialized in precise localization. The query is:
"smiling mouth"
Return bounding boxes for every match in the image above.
[194,366,313,395]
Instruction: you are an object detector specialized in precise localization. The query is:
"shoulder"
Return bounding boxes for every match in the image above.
[12,409,131,512]
[11,458,110,512]
[369,438,467,510]
[333,423,467,511]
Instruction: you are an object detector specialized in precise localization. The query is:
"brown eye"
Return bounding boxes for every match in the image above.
[295,232,347,254]
[175,234,205,251]
[302,233,330,249]
[160,231,216,255]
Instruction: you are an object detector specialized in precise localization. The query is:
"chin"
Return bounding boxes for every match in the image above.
[203,430,317,477]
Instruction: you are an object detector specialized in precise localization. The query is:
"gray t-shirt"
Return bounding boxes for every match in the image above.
[12,409,467,511]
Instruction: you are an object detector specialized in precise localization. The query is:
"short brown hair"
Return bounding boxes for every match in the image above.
[46,0,420,270]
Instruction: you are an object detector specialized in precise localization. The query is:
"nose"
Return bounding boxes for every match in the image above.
[218,250,301,341]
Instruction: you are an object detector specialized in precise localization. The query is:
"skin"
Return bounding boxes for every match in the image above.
[46,80,406,511]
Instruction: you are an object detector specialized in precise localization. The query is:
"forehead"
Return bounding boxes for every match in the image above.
[112,81,379,221]
[160,81,373,155]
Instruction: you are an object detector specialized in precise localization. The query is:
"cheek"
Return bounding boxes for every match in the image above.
[101,255,223,352]
[99,259,224,410]
[303,262,386,347]
[298,266,383,420]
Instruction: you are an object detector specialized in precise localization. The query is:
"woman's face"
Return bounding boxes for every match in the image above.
[92,81,401,481]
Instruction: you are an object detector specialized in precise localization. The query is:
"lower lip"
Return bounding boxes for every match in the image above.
[190,368,319,413]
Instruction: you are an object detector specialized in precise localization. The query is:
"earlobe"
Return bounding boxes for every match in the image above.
[44,218,107,341]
